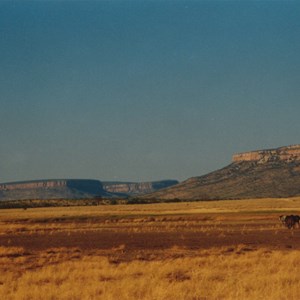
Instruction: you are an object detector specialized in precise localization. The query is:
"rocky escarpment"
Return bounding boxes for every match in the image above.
[0,179,111,201]
[142,144,300,200]
[232,145,300,163]
[103,180,179,197]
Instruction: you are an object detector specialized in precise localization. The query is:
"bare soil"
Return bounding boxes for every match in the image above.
[1,228,300,251]
[1,213,300,259]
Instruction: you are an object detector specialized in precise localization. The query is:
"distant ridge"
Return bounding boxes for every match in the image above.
[142,144,300,200]
[0,179,111,201]
[102,180,179,197]
[0,179,179,201]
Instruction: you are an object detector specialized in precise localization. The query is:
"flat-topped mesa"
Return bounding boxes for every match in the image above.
[232,144,300,163]
[0,179,108,200]
[0,179,104,192]
[0,179,67,191]
[103,180,179,196]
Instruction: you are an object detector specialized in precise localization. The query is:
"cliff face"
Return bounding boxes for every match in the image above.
[143,144,300,200]
[232,145,300,163]
[103,180,179,196]
[0,179,110,201]
[0,180,67,191]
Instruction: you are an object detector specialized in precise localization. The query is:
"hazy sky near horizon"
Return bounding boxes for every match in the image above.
[1,0,300,183]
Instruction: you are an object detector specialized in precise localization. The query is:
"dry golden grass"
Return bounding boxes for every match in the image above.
[0,246,300,300]
[0,200,294,243]
[1,197,300,299]
[1,196,300,222]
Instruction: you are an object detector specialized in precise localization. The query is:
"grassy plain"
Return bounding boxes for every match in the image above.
[1,198,300,299]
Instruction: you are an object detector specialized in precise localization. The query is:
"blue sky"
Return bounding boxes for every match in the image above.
[1,0,300,183]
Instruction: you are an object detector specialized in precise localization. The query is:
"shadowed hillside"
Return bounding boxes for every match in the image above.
[142,145,300,200]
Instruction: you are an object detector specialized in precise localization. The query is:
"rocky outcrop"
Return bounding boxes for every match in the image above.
[103,180,179,196]
[232,145,300,163]
[142,144,300,200]
[0,179,111,201]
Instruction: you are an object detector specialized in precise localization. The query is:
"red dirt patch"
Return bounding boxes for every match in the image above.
[0,225,299,253]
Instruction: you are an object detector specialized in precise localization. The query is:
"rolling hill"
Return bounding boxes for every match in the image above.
[142,145,300,200]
